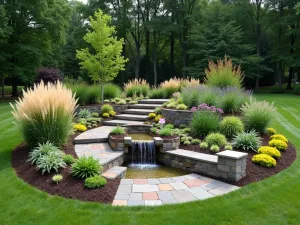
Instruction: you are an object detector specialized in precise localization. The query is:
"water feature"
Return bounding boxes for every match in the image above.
[131,141,156,166]
[128,133,153,141]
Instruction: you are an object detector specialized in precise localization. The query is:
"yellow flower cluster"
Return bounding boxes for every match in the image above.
[102,113,110,118]
[258,146,281,159]
[252,154,276,167]
[109,111,116,117]
[148,113,157,119]
[155,115,162,122]
[266,128,276,135]
[270,134,288,143]
[269,139,288,151]
[74,123,87,132]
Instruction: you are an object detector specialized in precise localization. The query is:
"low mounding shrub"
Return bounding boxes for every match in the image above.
[63,154,76,165]
[270,134,288,143]
[232,131,261,152]
[124,79,150,97]
[148,113,157,119]
[268,139,288,151]
[154,107,162,114]
[110,126,126,135]
[159,128,174,137]
[150,88,165,99]
[241,98,276,134]
[266,128,276,135]
[176,104,188,110]
[224,145,233,150]
[72,156,102,179]
[11,81,77,148]
[52,174,63,184]
[85,176,107,189]
[103,83,122,99]
[164,124,174,129]
[210,145,220,153]
[35,68,63,84]
[252,154,276,167]
[204,56,244,89]
[73,123,87,132]
[205,133,227,147]
[258,146,281,159]
[184,140,191,145]
[219,116,244,138]
[101,104,114,114]
[190,111,220,136]
[109,111,116,116]
[191,139,201,145]
[199,142,208,149]
[78,109,91,118]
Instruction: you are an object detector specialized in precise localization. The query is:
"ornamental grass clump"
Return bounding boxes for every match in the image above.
[189,110,220,136]
[124,79,150,97]
[232,131,261,152]
[72,156,102,179]
[204,56,244,89]
[241,98,276,134]
[110,126,126,135]
[11,81,77,148]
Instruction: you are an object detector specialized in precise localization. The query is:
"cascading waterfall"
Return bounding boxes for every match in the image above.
[130,141,157,168]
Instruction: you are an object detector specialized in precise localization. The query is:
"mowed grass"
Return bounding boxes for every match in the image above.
[0,94,299,225]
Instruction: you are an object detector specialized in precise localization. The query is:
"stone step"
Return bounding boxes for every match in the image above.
[73,126,116,144]
[115,114,148,121]
[102,166,127,179]
[129,104,162,110]
[124,109,154,115]
[139,99,169,104]
[103,119,145,126]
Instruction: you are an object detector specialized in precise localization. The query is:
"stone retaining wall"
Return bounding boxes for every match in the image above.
[158,150,247,181]
[102,153,124,172]
[76,104,129,114]
[161,108,193,126]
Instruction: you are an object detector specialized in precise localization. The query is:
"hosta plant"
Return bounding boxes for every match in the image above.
[52,174,63,184]
[232,131,261,152]
[36,151,66,174]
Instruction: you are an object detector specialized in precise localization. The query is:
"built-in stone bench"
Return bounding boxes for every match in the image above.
[159,149,247,181]
[102,166,127,179]
[161,108,193,126]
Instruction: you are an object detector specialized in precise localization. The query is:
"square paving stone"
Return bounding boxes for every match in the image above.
[120,179,134,185]
[188,187,214,200]
[112,200,127,206]
[171,190,197,203]
[129,193,143,200]
[127,200,145,206]
[116,184,132,195]
[170,182,189,190]
[134,179,148,184]
[171,176,187,182]
[114,194,130,200]
[208,186,238,196]
[183,179,209,188]
[147,178,161,184]
[132,184,159,193]
[145,200,162,206]
[201,182,220,191]
[157,191,175,201]
[159,178,174,184]
[143,192,158,200]
[158,184,174,191]
[161,199,178,204]
[185,173,202,179]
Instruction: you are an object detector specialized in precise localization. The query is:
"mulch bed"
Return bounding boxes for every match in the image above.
[180,135,297,187]
[12,134,120,204]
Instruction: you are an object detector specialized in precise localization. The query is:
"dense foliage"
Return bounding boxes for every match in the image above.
[72,156,102,179]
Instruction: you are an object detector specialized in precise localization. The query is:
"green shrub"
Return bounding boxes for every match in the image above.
[91,112,99,117]
[72,156,102,179]
[210,145,220,153]
[241,98,276,134]
[190,111,220,136]
[204,57,244,88]
[268,139,288,151]
[117,99,126,105]
[78,109,91,119]
[179,124,186,129]
[258,146,281,158]
[182,127,191,133]
[129,100,138,104]
[183,140,191,145]
[85,176,107,189]
[191,139,201,145]
[36,151,66,174]
[252,154,276,167]
[150,127,158,134]
[28,142,61,165]
[52,174,63,184]
[104,99,110,103]
[110,126,126,135]
[154,107,162,114]
[205,133,227,147]
[86,85,101,104]
[68,83,89,105]
[150,88,166,99]
[217,92,244,113]
[220,116,244,138]
[176,104,188,110]
[12,82,76,148]
[232,131,261,152]
[224,145,233,150]
[293,86,300,95]
[103,83,121,99]
[159,128,174,137]
[166,102,177,108]
[101,104,114,114]
[63,154,75,165]
[164,124,174,129]
[199,142,208,149]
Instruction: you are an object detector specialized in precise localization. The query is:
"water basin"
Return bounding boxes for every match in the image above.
[128,133,153,141]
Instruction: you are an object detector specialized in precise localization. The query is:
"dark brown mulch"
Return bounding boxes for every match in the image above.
[11,135,120,204]
[179,135,297,187]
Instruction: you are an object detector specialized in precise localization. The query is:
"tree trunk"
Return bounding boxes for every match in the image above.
[153,31,157,87]
[135,46,140,79]
[11,76,18,97]
[276,61,282,88]
[101,81,104,103]
[286,24,296,89]
[287,67,294,89]
[1,75,4,98]
[146,30,150,80]
[182,19,188,78]
[170,10,175,73]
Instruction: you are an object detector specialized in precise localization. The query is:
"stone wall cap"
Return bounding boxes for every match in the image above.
[153,137,163,141]
[166,149,218,164]
[216,150,248,159]
[124,137,132,140]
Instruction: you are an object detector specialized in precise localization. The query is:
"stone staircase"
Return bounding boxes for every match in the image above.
[103,99,168,126]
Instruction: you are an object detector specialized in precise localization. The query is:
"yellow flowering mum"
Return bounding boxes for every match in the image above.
[154,115,162,122]
[269,139,288,151]
[252,154,276,167]
[270,134,288,143]
[258,146,281,158]
[102,113,110,118]
[266,128,276,135]
[109,111,116,117]
[73,123,87,132]
[148,113,157,119]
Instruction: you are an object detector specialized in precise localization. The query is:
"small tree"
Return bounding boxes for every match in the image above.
[76,10,128,102]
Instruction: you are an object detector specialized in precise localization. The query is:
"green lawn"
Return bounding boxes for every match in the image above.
[0,94,299,225]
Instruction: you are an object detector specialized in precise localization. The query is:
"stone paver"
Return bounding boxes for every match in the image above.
[112,174,240,206]
[74,126,115,144]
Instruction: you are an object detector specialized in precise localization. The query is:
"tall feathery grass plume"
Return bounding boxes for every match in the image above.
[11,81,78,148]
